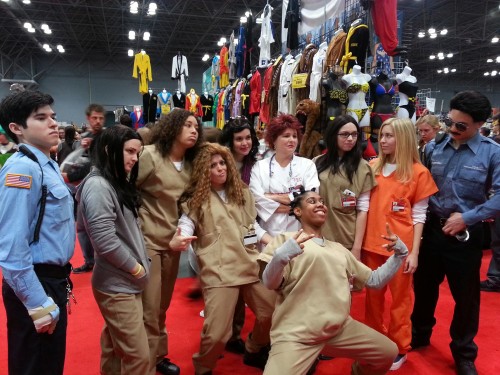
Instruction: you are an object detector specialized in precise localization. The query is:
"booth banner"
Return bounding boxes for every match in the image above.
[425,97,436,113]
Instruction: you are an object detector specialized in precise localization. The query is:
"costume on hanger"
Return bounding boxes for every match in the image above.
[296,44,319,104]
[185,90,203,117]
[325,30,347,72]
[219,45,229,88]
[370,0,398,56]
[278,54,296,114]
[228,31,237,81]
[258,4,274,67]
[288,53,302,115]
[284,0,301,50]
[309,42,327,103]
[241,80,251,118]
[243,13,254,78]
[171,54,189,93]
[341,24,369,74]
[259,65,274,126]
[224,85,233,122]
[200,93,214,123]
[216,88,227,129]
[172,90,186,109]
[211,54,220,91]
[158,90,174,116]
[249,69,262,115]
[236,25,246,78]
[373,43,392,75]
[269,56,284,120]
[232,80,245,117]
[143,90,158,123]
[132,51,153,94]
[130,107,145,129]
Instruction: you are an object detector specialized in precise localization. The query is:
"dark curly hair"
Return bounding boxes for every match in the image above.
[150,109,204,160]
[450,91,492,123]
[219,116,259,184]
[264,114,303,150]
[289,187,317,220]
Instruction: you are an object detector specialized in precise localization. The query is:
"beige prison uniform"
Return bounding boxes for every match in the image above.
[317,159,376,249]
[182,188,276,374]
[258,234,397,375]
[137,144,192,375]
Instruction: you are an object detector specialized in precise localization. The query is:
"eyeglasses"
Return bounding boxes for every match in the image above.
[443,116,469,132]
[337,132,359,139]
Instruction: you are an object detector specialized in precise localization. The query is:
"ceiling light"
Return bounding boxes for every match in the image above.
[28,28,35,33]
[23,22,32,29]
[256,17,262,24]
[44,29,52,34]
[437,70,442,73]
[22,0,31,3]
[220,37,226,44]
[245,11,251,17]
[496,56,500,63]
[148,2,157,10]
[128,30,135,40]
[143,31,150,41]
[418,32,425,38]
[438,55,445,60]
[429,55,436,60]
[437,52,444,57]
[128,49,134,57]
[240,16,247,23]
[428,28,436,34]
[1,0,10,2]
[451,68,456,72]
[43,44,52,52]
[130,1,139,14]
[447,53,453,58]
[217,40,223,46]
[484,72,490,76]
[202,53,209,62]
[440,29,448,35]
[492,70,498,76]
[430,33,437,39]
[487,58,493,63]
[492,37,499,43]
[41,23,49,30]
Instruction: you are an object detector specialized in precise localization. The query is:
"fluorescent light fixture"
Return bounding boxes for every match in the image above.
[447,53,453,58]
[492,70,498,76]
[451,68,456,72]
[128,49,134,57]
[492,37,499,43]
[484,72,490,76]
[41,23,49,30]
[23,22,32,29]
[240,16,247,23]
[440,29,448,35]
[245,11,250,17]
[429,55,436,60]
[217,40,223,46]
[220,37,226,44]
[487,58,493,63]
[437,70,442,73]
[143,31,150,41]
[418,32,425,38]
[430,33,437,39]
[28,28,35,33]
[202,53,209,61]
[44,29,52,34]
[128,30,135,40]
[148,2,157,10]
[438,55,445,60]
[496,56,500,63]
[22,0,31,3]
[428,28,436,34]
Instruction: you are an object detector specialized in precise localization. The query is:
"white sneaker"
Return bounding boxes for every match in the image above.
[390,354,407,371]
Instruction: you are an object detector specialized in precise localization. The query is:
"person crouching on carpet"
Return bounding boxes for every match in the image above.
[258,188,407,375]
[76,125,150,374]
[170,142,276,375]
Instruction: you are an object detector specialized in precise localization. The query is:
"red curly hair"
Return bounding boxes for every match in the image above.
[264,114,303,150]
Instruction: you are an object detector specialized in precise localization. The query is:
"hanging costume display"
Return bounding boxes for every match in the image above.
[249,69,262,115]
[309,42,328,102]
[236,25,246,79]
[243,13,254,78]
[219,44,229,88]
[211,54,220,91]
[241,79,251,118]
[268,56,284,120]
[259,65,274,126]
[172,90,186,108]
[228,31,237,81]
[258,4,274,67]
[130,107,144,129]
[185,89,203,117]
[200,93,214,123]
[284,0,301,51]
[370,0,399,56]
[132,51,153,94]
[278,54,296,114]
[171,53,189,93]
[325,29,346,73]
[341,23,369,74]
[143,90,158,123]
[372,43,392,75]
[295,44,318,104]
[158,90,174,116]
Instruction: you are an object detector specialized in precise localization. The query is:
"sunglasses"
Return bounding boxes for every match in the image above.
[443,117,468,132]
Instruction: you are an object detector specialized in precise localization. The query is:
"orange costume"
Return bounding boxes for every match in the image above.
[185,91,203,117]
[219,45,229,88]
[362,161,437,354]
[132,52,153,94]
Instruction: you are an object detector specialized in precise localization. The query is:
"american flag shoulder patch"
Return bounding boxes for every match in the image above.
[5,173,32,189]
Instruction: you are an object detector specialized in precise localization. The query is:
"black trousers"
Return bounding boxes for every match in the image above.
[2,272,69,375]
[411,215,483,362]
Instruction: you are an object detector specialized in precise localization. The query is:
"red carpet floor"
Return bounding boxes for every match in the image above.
[1,248,499,375]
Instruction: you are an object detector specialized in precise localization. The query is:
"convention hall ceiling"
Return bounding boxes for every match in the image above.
[0,0,498,84]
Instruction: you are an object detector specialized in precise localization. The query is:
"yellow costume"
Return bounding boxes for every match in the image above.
[132,52,153,94]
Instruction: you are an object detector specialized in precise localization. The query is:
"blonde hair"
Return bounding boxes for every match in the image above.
[373,117,421,184]
[179,142,246,225]
[415,114,442,147]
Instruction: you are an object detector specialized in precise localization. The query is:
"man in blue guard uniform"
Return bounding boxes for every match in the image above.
[0,90,76,375]
[411,91,500,375]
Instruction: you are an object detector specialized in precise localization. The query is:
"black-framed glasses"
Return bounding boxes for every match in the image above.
[443,117,468,132]
[337,132,360,139]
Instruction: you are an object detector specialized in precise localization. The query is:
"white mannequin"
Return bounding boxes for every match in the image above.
[162,88,167,93]
[396,66,418,123]
[341,65,371,127]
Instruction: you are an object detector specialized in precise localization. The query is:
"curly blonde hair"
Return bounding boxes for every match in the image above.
[180,142,246,225]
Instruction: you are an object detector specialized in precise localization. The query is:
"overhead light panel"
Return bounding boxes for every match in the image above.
[492,37,499,43]
[429,55,436,60]
[496,56,500,63]
[484,72,490,76]
[128,49,134,57]
[429,33,437,39]
[128,30,136,40]
[130,1,139,14]
[447,53,453,58]
[143,31,150,41]
[217,40,223,46]
[23,22,32,29]
[451,68,456,72]
[56,44,65,53]
[202,53,209,62]
[428,28,436,34]
[240,16,247,23]
[42,43,52,52]
[22,0,31,3]
[440,29,448,35]
[147,2,157,15]
[418,31,425,38]
[492,70,498,76]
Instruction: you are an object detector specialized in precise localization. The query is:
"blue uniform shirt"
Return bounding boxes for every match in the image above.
[426,132,500,225]
[0,144,75,309]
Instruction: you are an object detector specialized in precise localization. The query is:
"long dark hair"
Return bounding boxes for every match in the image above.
[219,116,259,184]
[91,125,142,217]
[315,115,362,183]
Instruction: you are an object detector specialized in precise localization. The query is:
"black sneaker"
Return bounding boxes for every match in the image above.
[72,263,94,274]
[243,346,270,370]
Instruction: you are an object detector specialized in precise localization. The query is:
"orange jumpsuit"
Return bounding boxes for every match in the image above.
[362,161,437,354]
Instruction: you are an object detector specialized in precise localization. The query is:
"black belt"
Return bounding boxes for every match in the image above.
[33,263,72,279]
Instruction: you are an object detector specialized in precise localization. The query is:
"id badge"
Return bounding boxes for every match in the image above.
[341,196,357,207]
[391,199,406,212]
[244,233,258,245]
